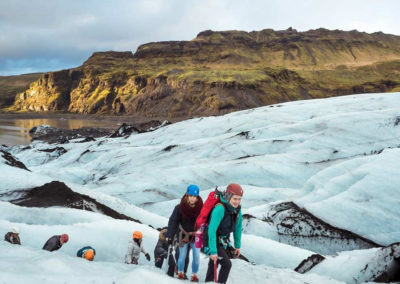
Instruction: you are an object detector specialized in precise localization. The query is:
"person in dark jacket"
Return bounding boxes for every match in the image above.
[4,227,21,245]
[154,228,190,277]
[204,183,243,284]
[154,229,175,268]
[42,234,69,251]
[154,229,169,268]
[77,246,96,261]
[167,184,203,282]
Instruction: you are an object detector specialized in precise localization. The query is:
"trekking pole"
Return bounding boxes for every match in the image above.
[229,247,256,265]
[164,244,172,273]
[214,260,218,283]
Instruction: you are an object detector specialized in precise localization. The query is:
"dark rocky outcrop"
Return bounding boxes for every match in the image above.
[110,120,171,137]
[110,123,140,137]
[7,181,141,223]
[74,136,96,143]
[296,242,400,283]
[295,254,325,273]
[367,243,400,283]
[0,150,29,171]
[243,202,381,254]
[37,147,67,156]
[162,145,177,152]
[142,120,171,132]
[29,125,112,144]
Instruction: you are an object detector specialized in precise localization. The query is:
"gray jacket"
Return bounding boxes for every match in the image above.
[125,239,148,264]
[43,235,62,251]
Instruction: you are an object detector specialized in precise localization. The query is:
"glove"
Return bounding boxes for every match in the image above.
[166,238,173,246]
[145,253,151,261]
[182,234,189,243]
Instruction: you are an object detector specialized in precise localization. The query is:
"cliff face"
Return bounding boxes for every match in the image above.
[13,70,82,111]
[7,28,400,117]
[0,73,41,108]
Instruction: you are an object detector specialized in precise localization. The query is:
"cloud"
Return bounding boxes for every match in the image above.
[0,0,399,75]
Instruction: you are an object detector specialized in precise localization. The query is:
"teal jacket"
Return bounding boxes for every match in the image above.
[207,195,242,255]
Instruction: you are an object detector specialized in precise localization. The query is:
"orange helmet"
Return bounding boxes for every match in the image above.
[133,231,143,239]
[84,249,95,261]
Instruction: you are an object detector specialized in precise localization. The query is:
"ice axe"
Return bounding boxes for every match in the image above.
[213,256,223,283]
[164,244,173,273]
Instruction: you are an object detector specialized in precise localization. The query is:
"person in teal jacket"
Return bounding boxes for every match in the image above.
[204,183,243,284]
[77,246,96,261]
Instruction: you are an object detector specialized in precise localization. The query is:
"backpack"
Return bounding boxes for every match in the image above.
[194,187,222,248]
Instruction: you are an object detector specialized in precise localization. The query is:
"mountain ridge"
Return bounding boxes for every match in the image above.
[4,27,400,118]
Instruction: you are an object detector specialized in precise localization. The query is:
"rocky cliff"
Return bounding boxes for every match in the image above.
[8,28,400,117]
[0,73,41,108]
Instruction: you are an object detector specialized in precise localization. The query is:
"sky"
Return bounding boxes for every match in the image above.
[0,0,399,76]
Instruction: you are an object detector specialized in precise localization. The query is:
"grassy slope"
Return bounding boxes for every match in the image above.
[104,29,400,89]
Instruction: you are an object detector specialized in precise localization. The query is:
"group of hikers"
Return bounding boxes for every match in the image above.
[4,183,244,284]
[4,228,95,261]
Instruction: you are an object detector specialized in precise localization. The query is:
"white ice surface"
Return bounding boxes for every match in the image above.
[2,92,400,283]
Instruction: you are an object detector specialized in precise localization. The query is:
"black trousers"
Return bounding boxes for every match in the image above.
[155,249,176,276]
[155,245,190,277]
[205,246,232,284]
[155,258,165,269]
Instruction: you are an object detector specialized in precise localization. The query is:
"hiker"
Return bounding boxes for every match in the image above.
[77,246,96,261]
[167,184,203,282]
[4,227,21,245]
[125,231,151,265]
[154,229,169,268]
[204,183,243,284]
[154,228,190,277]
[43,234,69,251]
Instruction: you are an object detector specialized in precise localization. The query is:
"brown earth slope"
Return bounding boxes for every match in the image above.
[7,28,400,118]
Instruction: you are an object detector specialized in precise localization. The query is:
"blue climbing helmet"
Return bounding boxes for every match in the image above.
[186,184,200,196]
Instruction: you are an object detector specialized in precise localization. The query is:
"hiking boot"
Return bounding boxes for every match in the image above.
[183,273,188,280]
[178,272,185,280]
[190,274,199,282]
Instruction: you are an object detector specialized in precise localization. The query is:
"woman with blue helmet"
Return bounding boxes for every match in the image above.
[166,184,203,282]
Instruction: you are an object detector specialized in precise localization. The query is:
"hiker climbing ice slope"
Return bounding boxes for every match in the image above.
[125,231,151,265]
[167,184,203,281]
[203,183,243,284]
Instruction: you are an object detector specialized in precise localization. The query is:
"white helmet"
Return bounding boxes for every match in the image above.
[11,227,19,234]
